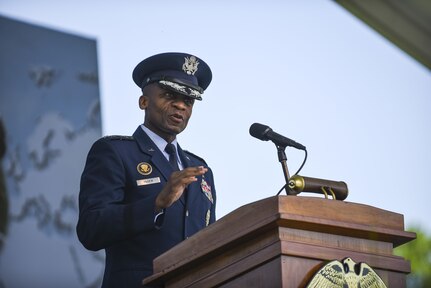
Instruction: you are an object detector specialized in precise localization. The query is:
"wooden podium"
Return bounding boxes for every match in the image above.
[143,196,416,287]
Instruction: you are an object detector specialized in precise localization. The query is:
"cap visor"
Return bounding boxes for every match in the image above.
[159,80,202,100]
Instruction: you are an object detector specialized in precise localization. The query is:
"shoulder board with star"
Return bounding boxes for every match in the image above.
[183,150,207,165]
[103,135,134,141]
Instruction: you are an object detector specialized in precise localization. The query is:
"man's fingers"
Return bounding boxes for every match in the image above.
[170,175,198,187]
[156,166,208,209]
[180,166,207,176]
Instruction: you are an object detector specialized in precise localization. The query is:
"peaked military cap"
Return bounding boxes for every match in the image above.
[132,52,212,100]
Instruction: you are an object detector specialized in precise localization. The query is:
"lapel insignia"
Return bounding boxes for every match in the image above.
[137,162,152,175]
[201,178,213,203]
[182,56,199,75]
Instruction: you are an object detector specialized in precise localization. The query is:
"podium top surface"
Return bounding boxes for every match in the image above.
[144,196,415,285]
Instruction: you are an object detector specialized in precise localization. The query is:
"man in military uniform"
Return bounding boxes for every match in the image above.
[77,52,216,288]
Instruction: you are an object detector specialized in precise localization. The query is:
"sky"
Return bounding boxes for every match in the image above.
[1,0,430,234]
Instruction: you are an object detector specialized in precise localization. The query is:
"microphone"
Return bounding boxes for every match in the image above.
[249,123,306,150]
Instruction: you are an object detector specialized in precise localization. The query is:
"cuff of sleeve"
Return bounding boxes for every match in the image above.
[154,209,165,229]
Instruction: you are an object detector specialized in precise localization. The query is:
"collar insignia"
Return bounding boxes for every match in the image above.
[182,56,199,75]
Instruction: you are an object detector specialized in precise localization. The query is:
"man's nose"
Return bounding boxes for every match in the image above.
[172,98,187,109]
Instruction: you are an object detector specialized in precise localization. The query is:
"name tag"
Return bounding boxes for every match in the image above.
[137,177,161,186]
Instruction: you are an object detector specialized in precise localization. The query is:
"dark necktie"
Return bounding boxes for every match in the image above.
[165,143,180,171]
[165,143,187,205]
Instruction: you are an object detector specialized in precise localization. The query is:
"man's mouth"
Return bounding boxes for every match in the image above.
[169,113,184,124]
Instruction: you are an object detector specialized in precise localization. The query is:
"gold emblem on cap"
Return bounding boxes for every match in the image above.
[137,162,152,175]
[182,56,199,75]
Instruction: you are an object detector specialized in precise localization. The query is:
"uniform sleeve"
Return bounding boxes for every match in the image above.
[76,138,159,251]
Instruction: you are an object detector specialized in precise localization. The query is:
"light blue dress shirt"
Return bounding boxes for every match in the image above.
[140,124,184,170]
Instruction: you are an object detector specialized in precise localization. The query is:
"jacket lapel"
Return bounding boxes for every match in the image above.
[134,126,188,207]
[133,126,172,182]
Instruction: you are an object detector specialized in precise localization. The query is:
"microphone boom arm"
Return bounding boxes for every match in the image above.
[276,145,297,195]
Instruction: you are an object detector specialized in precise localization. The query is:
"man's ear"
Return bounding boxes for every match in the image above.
[139,95,148,110]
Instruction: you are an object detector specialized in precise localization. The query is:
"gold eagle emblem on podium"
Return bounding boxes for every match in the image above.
[307,257,387,288]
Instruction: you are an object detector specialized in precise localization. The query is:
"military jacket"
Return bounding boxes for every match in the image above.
[76,126,216,288]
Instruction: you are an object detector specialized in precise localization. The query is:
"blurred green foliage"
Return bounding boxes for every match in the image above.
[394,225,431,287]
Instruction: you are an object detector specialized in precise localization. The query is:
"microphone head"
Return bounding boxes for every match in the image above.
[249,123,272,141]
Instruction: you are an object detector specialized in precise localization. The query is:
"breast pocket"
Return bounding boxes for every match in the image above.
[127,175,165,202]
